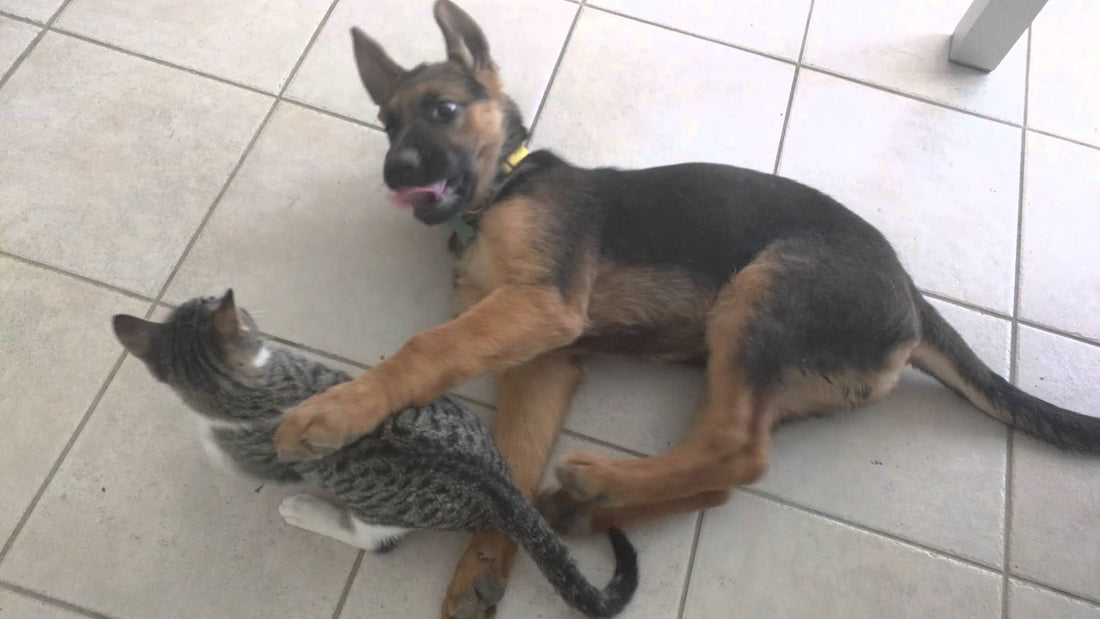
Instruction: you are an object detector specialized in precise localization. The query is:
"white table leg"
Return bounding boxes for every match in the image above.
[949,0,1050,72]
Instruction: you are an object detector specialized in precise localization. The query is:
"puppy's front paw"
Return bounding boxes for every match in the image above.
[555,450,616,502]
[535,486,595,536]
[274,379,390,461]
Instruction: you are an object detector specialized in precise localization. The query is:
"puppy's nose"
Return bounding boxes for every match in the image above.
[384,148,422,187]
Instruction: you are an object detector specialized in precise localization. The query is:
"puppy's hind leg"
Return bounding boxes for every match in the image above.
[279,494,408,553]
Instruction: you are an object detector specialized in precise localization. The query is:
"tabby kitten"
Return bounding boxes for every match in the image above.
[112,291,637,618]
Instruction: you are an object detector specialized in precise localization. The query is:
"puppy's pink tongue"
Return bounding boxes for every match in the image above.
[390,181,446,208]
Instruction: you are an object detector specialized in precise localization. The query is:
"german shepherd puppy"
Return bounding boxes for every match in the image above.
[273,1,1100,616]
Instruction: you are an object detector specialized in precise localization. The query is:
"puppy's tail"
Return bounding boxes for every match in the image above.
[910,294,1100,452]
[494,486,638,618]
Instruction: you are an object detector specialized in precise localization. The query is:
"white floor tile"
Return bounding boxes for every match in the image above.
[54,0,333,91]
[1010,432,1100,602]
[565,357,701,457]
[781,69,1021,313]
[1009,581,1100,619]
[0,590,85,619]
[682,492,1002,619]
[1029,0,1100,148]
[1016,326,1100,418]
[0,0,59,22]
[804,0,1027,122]
[0,257,147,544]
[0,33,271,295]
[533,7,794,172]
[0,16,38,75]
[1019,132,1100,341]
[589,0,811,60]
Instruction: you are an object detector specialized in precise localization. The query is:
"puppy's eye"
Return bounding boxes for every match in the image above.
[431,100,460,123]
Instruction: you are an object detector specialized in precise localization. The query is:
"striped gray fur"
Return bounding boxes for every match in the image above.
[112,293,637,618]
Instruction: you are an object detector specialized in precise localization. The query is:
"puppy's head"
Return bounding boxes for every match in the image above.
[351,0,525,225]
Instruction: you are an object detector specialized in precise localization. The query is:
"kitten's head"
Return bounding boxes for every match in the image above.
[112,290,265,389]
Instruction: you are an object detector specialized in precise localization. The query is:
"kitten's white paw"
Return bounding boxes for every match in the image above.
[279,493,337,530]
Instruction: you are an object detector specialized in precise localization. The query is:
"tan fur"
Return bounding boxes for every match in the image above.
[551,256,779,507]
[577,262,712,361]
[908,343,1002,420]
[773,341,918,422]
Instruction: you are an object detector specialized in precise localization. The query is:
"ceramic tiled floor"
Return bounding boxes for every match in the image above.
[1,1,1098,617]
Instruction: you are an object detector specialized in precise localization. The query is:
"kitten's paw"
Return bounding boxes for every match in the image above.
[278,493,336,530]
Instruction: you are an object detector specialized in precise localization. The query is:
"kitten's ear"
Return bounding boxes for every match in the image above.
[113,314,158,359]
[213,289,242,336]
[350,27,405,106]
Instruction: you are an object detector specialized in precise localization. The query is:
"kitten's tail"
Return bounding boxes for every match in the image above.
[495,490,638,618]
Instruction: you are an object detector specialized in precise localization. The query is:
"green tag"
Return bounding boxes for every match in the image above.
[448,212,477,249]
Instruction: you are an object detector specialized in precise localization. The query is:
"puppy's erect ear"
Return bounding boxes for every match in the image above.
[113,314,159,359]
[433,0,495,73]
[350,27,405,106]
[213,289,242,337]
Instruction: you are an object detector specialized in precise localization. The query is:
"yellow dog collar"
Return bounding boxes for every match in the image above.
[501,144,530,174]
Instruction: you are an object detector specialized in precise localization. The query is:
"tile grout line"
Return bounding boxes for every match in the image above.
[48,27,277,98]
[919,288,1099,348]
[802,63,1021,129]
[0,9,41,25]
[0,348,135,565]
[0,251,158,305]
[1006,575,1100,610]
[585,4,796,67]
[1001,25,1032,619]
[0,580,116,619]
[526,1,583,140]
[771,0,815,175]
[0,0,75,89]
[282,95,385,132]
[147,0,343,308]
[739,486,1002,573]
[1028,127,1100,153]
[559,427,648,458]
[330,550,365,619]
[674,512,705,619]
